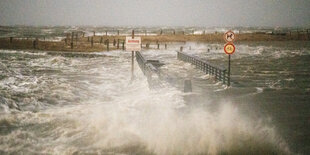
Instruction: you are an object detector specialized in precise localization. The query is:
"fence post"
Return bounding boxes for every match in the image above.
[117,39,120,49]
[122,41,125,50]
[297,30,300,40]
[71,32,74,43]
[66,33,70,43]
[91,37,94,47]
[157,43,160,49]
[113,39,116,46]
[9,37,13,44]
[107,39,109,51]
[33,39,36,49]
[75,33,78,44]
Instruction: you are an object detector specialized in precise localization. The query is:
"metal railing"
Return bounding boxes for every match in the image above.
[136,51,163,88]
[177,51,229,85]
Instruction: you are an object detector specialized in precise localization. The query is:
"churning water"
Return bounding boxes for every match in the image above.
[1,43,308,154]
[0,26,309,155]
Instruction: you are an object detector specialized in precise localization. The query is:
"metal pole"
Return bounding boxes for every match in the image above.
[228,54,231,86]
[131,30,135,80]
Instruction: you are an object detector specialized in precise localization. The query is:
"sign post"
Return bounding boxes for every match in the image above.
[132,30,134,80]
[126,30,141,81]
[224,31,236,86]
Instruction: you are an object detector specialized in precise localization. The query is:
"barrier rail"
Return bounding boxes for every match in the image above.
[177,51,229,85]
[136,51,163,88]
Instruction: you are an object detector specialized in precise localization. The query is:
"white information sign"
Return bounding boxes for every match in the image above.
[126,37,141,51]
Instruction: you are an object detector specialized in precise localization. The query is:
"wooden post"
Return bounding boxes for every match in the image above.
[33,40,36,49]
[297,30,300,40]
[87,36,90,42]
[93,31,95,36]
[75,33,78,44]
[117,39,120,49]
[71,42,73,49]
[107,39,109,51]
[165,44,167,49]
[36,38,39,49]
[113,39,116,46]
[71,32,74,44]
[122,41,125,50]
[173,29,175,35]
[157,43,159,49]
[91,37,94,47]
[180,46,183,52]
[9,37,13,44]
[131,30,135,80]
[66,33,70,43]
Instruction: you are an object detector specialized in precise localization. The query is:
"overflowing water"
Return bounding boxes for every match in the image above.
[0,26,310,154]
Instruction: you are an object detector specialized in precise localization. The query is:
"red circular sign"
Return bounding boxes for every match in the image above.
[224,30,235,42]
[224,43,235,55]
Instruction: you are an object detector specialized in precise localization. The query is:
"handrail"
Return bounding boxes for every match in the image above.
[177,51,229,85]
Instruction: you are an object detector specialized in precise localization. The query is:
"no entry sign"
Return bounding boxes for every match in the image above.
[224,43,235,55]
[224,30,235,42]
[126,37,141,52]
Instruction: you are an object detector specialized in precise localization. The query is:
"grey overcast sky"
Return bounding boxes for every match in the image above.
[0,0,309,27]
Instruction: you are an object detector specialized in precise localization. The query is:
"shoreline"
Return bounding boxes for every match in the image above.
[0,33,309,52]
